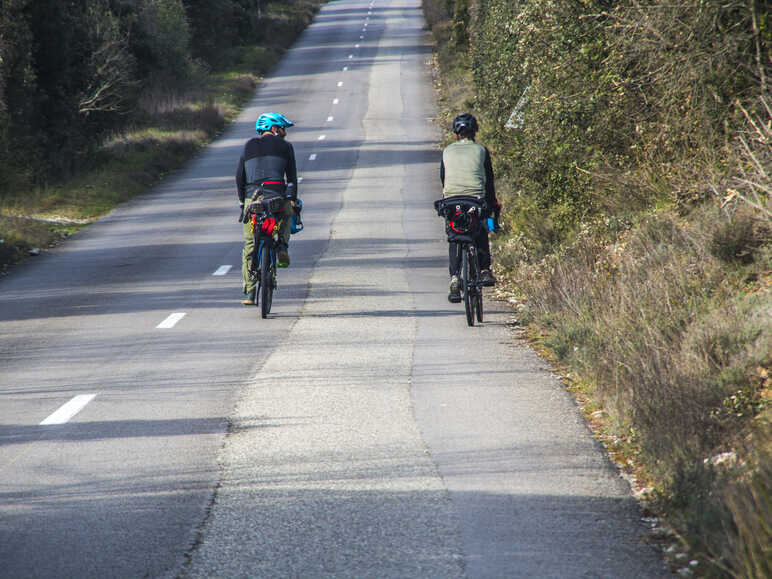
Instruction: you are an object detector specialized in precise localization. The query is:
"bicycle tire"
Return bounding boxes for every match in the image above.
[476,289,484,322]
[474,252,484,323]
[462,247,475,326]
[259,243,274,318]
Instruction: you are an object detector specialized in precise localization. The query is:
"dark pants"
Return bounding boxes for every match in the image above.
[448,227,491,277]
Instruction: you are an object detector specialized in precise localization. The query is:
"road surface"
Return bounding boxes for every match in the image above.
[0,0,669,577]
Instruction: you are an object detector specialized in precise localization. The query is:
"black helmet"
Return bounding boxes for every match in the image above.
[452,113,478,136]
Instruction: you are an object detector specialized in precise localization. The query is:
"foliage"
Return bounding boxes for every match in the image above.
[0,0,322,190]
[464,0,770,258]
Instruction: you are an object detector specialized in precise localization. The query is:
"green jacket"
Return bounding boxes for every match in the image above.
[440,138,497,206]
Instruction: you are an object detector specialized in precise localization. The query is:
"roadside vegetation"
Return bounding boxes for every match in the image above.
[0,0,324,266]
[423,1,770,577]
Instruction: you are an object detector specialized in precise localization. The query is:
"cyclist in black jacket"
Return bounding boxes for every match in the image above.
[236,112,298,305]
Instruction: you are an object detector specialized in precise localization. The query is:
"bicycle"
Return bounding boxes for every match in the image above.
[245,191,289,319]
[435,195,486,327]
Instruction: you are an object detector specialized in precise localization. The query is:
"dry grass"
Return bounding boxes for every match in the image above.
[509,203,771,576]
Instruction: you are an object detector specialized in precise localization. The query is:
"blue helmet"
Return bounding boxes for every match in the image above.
[256,112,294,133]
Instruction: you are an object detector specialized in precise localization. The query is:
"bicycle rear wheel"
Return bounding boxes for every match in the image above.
[259,243,274,318]
[474,253,484,323]
[476,290,484,322]
[462,247,475,326]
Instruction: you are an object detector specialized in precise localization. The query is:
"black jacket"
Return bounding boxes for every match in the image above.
[236,133,298,203]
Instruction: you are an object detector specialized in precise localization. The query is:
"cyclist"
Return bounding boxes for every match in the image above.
[440,112,500,302]
[237,112,298,305]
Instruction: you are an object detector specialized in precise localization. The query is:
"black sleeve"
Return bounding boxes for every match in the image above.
[236,154,246,203]
[483,147,497,207]
[285,142,298,189]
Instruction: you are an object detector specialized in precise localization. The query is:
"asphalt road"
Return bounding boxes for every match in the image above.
[0,0,670,577]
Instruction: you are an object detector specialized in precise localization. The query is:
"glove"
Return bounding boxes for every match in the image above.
[238,202,245,223]
[285,182,297,201]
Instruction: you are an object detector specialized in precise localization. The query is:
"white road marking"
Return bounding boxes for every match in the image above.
[360,35,364,39]
[348,54,353,59]
[309,153,317,160]
[318,135,326,141]
[337,81,343,87]
[157,312,186,329]
[333,98,339,104]
[41,394,97,425]
[355,44,360,48]
[326,116,333,122]
[213,265,232,276]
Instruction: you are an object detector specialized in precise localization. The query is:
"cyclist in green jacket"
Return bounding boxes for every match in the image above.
[441,113,500,302]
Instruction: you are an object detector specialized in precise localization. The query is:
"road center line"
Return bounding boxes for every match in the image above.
[157,312,186,329]
[213,265,232,276]
[40,394,97,425]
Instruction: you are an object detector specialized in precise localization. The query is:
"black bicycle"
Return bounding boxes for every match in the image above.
[435,196,486,326]
[246,193,287,318]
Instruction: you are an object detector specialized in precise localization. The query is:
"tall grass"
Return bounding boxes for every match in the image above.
[511,204,770,576]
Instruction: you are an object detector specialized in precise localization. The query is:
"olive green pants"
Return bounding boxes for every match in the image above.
[242,197,293,296]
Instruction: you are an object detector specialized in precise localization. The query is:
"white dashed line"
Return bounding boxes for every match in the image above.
[327,116,334,122]
[309,153,317,160]
[318,135,326,140]
[157,313,186,329]
[333,98,339,104]
[337,81,343,87]
[213,265,232,276]
[41,394,97,425]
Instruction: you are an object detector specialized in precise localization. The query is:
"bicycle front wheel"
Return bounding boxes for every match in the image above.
[259,243,274,318]
[462,247,475,326]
